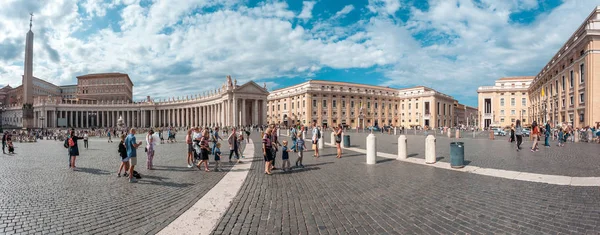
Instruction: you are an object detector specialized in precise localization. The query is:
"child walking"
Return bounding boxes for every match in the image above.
[295,133,306,168]
[557,127,565,147]
[214,143,223,172]
[281,140,291,171]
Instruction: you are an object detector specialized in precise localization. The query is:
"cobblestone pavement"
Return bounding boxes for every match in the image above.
[0,135,239,234]
[322,131,600,177]
[214,134,600,234]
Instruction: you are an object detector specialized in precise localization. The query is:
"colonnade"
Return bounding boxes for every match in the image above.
[34,97,267,129]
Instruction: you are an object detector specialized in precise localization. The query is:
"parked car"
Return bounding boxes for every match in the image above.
[493,128,506,136]
[368,126,381,132]
[522,128,530,137]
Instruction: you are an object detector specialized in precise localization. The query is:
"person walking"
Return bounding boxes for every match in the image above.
[544,122,551,147]
[334,124,343,158]
[107,131,113,143]
[509,124,515,143]
[125,128,143,183]
[2,132,6,154]
[196,130,211,172]
[214,143,223,172]
[146,129,156,170]
[295,132,306,168]
[117,134,130,177]
[270,125,281,170]
[311,121,320,158]
[228,128,241,164]
[531,121,540,152]
[515,120,523,151]
[186,128,194,168]
[262,128,274,175]
[83,131,89,149]
[212,127,223,155]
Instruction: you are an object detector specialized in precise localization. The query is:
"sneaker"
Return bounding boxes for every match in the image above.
[530,149,534,152]
[117,173,121,177]
[129,178,137,183]
[187,164,193,168]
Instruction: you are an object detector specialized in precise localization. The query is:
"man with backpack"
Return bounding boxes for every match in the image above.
[312,121,320,158]
[125,128,143,183]
[212,127,223,155]
[290,126,298,152]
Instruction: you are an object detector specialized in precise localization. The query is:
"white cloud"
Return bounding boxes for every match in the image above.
[333,5,354,19]
[0,0,598,106]
[298,1,316,19]
[367,0,401,15]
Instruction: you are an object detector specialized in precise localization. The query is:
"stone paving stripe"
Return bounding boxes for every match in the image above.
[158,139,256,235]
[287,134,600,187]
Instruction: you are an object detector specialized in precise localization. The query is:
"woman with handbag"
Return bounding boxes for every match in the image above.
[333,124,343,158]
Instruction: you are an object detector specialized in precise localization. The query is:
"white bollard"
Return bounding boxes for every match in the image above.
[394,127,397,135]
[472,131,476,138]
[302,130,306,140]
[277,129,280,137]
[366,133,377,164]
[397,135,407,160]
[447,129,452,138]
[455,129,460,139]
[331,132,336,145]
[318,137,324,149]
[341,132,345,149]
[574,130,579,142]
[425,135,436,164]
[287,129,290,136]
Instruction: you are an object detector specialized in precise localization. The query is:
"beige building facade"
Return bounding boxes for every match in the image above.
[477,76,534,129]
[453,101,478,127]
[528,7,600,128]
[267,80,457,129]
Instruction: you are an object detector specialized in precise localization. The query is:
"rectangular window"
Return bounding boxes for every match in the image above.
[322,100,327,108]
[278,105,280,111]
[402,104,405,110]
[367,102,371,109]
[511,118,515,123]
[562,98,565,107]
[443,104,446,115]
[580,63,585,83]
[511,98,515,106]
[555,81,558,93]
[500,110,505,115]
[313,100,316,107]
[303,100,305,107]
[272,105,275,111]
[437,102,440,114]
[562,76,565,90]
[523,118,526,123]
[291,103,294,109]
[521,98,526,106]
[500,98,505,106]
[408,103,411,109]
[522,109,526,115]
[333,100,336,108]
[570,96,574,105]
[580,93,584,103]
[570,70,574,88]
[374,103,378,109]
[284,104,287,110]
[500,118,505,123]
[342,100,346,108]
[511,110,515,115]
[416,103,419,109]
[351,101,354,108]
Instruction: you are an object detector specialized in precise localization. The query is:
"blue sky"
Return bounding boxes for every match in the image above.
[0,0,597,107]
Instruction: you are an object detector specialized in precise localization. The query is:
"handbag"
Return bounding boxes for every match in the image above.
[312,143,317,150]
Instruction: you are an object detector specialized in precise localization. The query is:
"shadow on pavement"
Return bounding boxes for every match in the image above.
[77,167,110,175]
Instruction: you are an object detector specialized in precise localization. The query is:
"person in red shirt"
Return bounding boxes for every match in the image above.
[531,121,540,152]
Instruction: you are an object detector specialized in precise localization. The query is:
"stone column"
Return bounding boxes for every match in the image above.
[75,111,79,128]
[253,99,258,126]
[232,98,238,127]
[262,100,267,126]
[241,99,246,126]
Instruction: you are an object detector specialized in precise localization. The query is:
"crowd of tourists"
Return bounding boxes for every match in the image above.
[508,120,600,152]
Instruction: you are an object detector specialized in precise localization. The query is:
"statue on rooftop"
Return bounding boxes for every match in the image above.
[227,75,233,88]
[234,79,237,86]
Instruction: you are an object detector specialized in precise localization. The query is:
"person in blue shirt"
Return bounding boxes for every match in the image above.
[281,140,291,171]
[125,128,143,183]
[214,143,222,172]
[212,127,223,154]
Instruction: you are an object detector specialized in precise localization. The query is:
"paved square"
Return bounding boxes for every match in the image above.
[0,135,233,234]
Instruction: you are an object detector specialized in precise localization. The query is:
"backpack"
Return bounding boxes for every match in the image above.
[317,129,321,139]
[68,138,75,147]
[63,138,69,148]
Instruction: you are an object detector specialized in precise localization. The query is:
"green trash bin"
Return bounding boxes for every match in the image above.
[343,135,350,148]
[450,142,464,168]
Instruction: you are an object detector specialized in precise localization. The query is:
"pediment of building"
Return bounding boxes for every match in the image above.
[235,81,269,95]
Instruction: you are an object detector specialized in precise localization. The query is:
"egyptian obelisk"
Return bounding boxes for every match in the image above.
[22,13,34,129]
